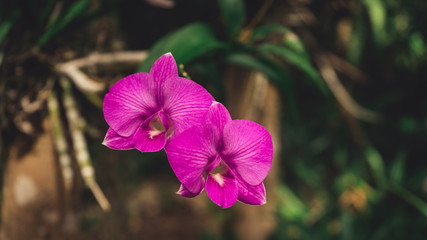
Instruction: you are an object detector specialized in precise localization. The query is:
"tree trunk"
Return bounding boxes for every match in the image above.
[1,119,65,240]
[225,67,281,240]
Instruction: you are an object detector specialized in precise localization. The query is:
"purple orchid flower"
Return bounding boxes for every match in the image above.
[102,53,214,152]
[165,102,273,208]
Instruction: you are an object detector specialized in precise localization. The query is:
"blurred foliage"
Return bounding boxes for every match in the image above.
[1,0,427,239]
[0,0,112,52]
[136,0,325,121]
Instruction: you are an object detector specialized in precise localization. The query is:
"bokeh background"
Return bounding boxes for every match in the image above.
[1,0,427,239]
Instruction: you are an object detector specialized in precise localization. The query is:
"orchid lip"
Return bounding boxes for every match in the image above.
[204,158,229,187]
[209,163,229,187]
[211,173,225,186]
[147,111,174,139]
[148,116,165,138]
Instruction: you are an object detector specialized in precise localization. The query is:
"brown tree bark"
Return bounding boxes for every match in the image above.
[0,119,65,240]
[225,67,281,240]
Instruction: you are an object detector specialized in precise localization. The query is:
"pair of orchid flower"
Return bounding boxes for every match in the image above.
[103,53,273,208]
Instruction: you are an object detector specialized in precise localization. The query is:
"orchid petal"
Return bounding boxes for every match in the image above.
[176,180,204,198]
[205,170,238,208]
[237,178,266,205]
[165,124,219,193]
[133,113,169,152]
[206,102,232,132]
[102,128,134,150]
[222,120,273,186]
[162,76,214,139]
[149,52,178,83]
[103,72,158,137]
[133,128,166,152]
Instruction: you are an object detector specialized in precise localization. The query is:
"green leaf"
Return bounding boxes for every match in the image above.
[257,44,328,95]
[341,212,354,240]
[282,32,309,58]
[391,184,427,218]
[218,0,245,41]
[400,116,418,133]
[59,0,92,25]
[347,6,366,65]
[251,24,290,41]
[409,32,425,58]
[252,25,309,57]
[36,0,91,47]
[277,184,308,221]
[225,52,299,120]
[138,22,223,72]
[365,146,387,189]
[389,150,406,184]
[0,10,20,46]
[0,10,19,67]
[362,0,387,46]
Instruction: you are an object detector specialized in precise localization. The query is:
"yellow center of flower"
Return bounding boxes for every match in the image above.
[148,116,165,139]
[211,173,225,186]
[148,113,174,139]
[210,163,228,186]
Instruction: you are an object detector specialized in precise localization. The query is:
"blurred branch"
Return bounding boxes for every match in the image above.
[246,0,274,30]
[55,51,148,93]
[327,52,370,84]
[279,1,377,123]
[60,77,111,211]
[48,90,74,191]
[21,78,55,113]
[315,53,381,123]
[145,0,175,9]
[339,105,369,146]
[239,0,274,42]
[13,78,55,135]
[285,6,317,27]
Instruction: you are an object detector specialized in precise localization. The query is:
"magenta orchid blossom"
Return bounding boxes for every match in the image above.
[165,102,273,208]
[103,53,214,152]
